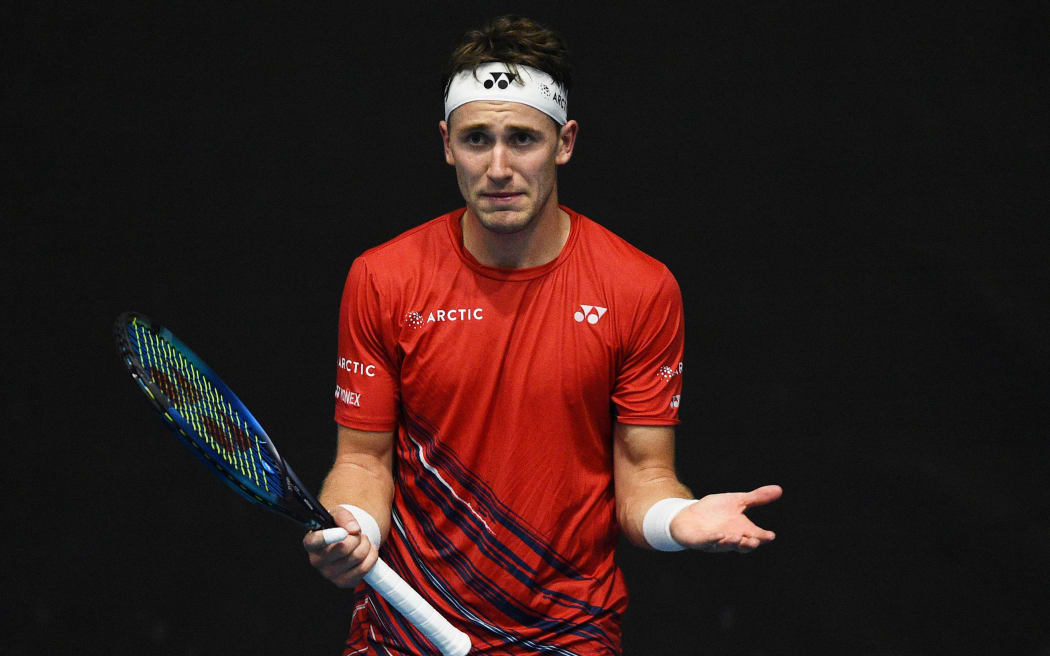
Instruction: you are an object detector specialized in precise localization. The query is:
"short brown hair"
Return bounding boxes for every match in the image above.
[443,15,571,98]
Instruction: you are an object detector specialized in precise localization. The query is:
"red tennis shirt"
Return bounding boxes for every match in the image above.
[335,206,684,655]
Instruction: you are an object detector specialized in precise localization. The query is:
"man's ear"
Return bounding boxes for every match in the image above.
[555,119,579,165]
[440,120,455,166]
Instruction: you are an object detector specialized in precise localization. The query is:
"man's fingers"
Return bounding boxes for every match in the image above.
[331,505,362,535]
[303,506,380,589]
[330,544,380,588]
[303,529,330,552]
[743,484,783,508]
[357,540,380,575]
[305,504,368,554]
[321,535,378,588]
[715,535,750,552]
[349,534,373,562]
[303,529,363,562]
[704,529,775,553]
[322,527,349,545]
[739,526,776,543]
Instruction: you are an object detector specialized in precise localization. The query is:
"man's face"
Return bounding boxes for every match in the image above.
[441,101,576,235]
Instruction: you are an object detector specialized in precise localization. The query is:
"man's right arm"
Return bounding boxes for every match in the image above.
[302,425,395,588]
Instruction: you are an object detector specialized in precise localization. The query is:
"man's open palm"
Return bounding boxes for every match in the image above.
[670,485,782,552]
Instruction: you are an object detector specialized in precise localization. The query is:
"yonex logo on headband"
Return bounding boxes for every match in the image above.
[444,62,568,125]
[485,72,516,89]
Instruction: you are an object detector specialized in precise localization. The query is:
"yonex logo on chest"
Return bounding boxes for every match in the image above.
[573,305,608,325]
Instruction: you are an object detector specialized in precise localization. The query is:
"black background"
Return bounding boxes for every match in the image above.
[7,1,1048,654]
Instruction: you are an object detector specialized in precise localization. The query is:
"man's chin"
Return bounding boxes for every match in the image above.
[473,208,534,235]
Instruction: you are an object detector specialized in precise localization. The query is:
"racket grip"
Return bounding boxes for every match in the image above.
[364,558,471,656]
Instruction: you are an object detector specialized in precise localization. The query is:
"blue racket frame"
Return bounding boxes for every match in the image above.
[114,311,334,531]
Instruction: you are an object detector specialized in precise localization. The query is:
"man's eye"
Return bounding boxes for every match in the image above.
[465,133,486,145]
[512,133,534,145]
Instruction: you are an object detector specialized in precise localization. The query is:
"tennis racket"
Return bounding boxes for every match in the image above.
[114,311,471,656]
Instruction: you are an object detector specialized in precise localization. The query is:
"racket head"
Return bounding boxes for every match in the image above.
[114,311,331,530]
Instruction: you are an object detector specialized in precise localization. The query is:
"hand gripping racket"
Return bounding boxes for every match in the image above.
[114,311,471,656]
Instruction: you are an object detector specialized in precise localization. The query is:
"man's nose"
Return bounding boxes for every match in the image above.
[487,144,512,180]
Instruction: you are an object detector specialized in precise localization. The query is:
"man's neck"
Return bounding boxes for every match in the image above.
[461,196,571,269]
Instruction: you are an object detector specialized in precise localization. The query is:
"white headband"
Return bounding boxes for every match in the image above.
[444,62,568,125]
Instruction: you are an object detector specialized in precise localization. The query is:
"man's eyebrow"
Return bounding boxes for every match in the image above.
[455,122,543,134]
[455,122,490,133]
[504,124,544,133]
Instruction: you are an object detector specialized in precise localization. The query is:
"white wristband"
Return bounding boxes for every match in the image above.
[642,497,699,552]
[338,504,383,548]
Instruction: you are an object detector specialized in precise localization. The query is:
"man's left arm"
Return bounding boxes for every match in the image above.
[613,423,781,552]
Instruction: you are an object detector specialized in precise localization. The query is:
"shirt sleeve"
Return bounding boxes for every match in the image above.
[334,256,400,431]
[611,267,684,425]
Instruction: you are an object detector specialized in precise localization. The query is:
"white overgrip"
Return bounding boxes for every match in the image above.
[326,505,470,655]
[364,559,472,656]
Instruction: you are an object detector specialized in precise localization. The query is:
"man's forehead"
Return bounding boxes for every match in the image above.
[448,100,551,131]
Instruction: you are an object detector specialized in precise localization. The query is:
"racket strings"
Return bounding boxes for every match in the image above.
[129,320,279,494]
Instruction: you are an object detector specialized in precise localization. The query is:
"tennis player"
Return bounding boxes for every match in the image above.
[303,15,781,655]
